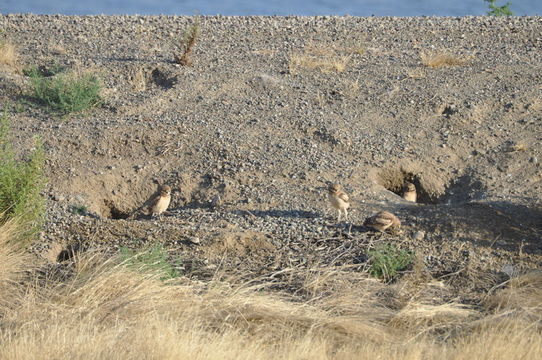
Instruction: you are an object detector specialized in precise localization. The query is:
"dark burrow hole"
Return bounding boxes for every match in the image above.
[377,168,486,205]
[101,200,131,220]
[151,68,177,89]
[377,168,438,204]
[57,243,80,262]
[441,104,458,118]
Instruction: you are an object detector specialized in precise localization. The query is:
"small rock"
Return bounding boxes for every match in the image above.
[210,194,222,208]
[52,194,65,202]
[501,264,518,278]
[412,231,425,241]
[189,237,201,244]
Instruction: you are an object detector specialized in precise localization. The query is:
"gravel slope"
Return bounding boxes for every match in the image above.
[0,15,541,301]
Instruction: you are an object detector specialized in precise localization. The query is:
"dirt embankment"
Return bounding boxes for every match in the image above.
[0,15,541,302]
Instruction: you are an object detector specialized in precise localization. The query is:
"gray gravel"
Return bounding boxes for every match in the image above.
[0,15,541,300]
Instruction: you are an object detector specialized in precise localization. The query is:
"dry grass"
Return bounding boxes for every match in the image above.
[0,221,541,359]
[485,271,542,318]
[420,51,472,68]
[341,79,360,99]
[289,53,349,75]
[505,142,528,152]
[344,44,365,55]
[131,67,147,91]
[0,218,32,309]
[289,43,350,75]
[49,43,67,55]
[0,40,18,69]
[406,68,426,79]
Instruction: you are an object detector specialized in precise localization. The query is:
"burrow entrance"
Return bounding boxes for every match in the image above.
[375,167,486,205]
[376,168,439,204]
[100,200,131,220]
[150,68,177,89]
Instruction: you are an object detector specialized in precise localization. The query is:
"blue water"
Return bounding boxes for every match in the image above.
[2,0,541,16]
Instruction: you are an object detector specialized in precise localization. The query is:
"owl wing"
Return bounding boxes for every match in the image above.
[373,215,392,226]
[338,191,349,203]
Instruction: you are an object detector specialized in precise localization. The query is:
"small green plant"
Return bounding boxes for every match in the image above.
[368,244,413,281]
[174,18,200,66]
[120,243,182,281]
[485,0,514,16]
[29,71,101,114]
[0,108,45,243]
[69,204,87,215]
[23,62,65,78]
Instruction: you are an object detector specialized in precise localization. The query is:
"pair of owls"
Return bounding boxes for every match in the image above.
[327,182,416,232]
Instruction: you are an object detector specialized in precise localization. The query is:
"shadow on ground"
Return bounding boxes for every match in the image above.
[404,199,542,254]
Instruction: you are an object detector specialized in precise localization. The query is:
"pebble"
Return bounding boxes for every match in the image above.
[412,231,425,241]
[189,237,201,244]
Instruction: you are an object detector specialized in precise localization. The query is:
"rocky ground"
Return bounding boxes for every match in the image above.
[0,15,541,303]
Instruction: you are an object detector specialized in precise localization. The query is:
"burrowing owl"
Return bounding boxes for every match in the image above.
[327,183,350,222]
[364,211,401,232]
[402,182,417,203]
[148,185,171,219]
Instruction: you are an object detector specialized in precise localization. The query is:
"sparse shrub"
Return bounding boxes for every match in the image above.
[0,109,45,243]
[23,62,65,78]
[289,53,349,75]
[0,39,18,68]
[485,0,514,16]
[289,43,350,75]
[420,51,471,68]
[120,243,182,281]
[28,70,101,114]
[368,243,413,281]
[69,204,87,215]
[175,19,200,66]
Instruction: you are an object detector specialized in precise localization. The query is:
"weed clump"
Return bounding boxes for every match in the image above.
[69,204,88,215]
[368,243,413,281]
[485,0,514,16]
[0,40,18,69]
[23,63,65,78]
[0,109,45,243]
[175,19,200,66]
[289,43,350,75]
[420,51,471,68]
[120,244,182,281]
[28,70,101,114]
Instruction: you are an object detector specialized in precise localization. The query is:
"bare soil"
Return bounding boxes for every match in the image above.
[0,15,541,304]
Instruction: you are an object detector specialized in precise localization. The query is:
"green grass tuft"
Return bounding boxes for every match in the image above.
[29,71,101,114]
[485,0,514,16]
[368,243,413,281]
[23,63,66,78]
[175,18,200,66]
[0,108,46,244]
[69,204,88,215]
[120,243,182,281]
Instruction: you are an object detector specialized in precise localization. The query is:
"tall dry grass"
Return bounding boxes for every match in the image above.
[289,43,350,75]
[420,51,472,68]
[0,221,540,359]
[0,41,18,69]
